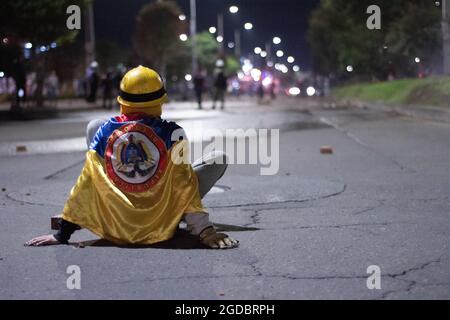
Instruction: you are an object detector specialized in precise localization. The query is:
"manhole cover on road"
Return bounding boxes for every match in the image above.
[202,176,345,207]
[7,177,345,208]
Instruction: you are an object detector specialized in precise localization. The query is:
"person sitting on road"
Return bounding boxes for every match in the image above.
[25,65,238,249]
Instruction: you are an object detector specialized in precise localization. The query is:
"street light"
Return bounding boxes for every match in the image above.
[254,47,262,54]
[229,5,239,14]
[260,51,267,58]
[190,0,198,74]
[244,22,253,30]
[293,65,300,72]
[346,65,354,72]
[276,50,284,57]
[287,56,295,63]
[415,57,421,63]
[228,42,235,49]
[209,26,217,34]
[24,42,33,49]
[179,14,186,21]
[216,35,224,43]
[273,37,281,45]
[179,34,188,41]
[185,74,192,81]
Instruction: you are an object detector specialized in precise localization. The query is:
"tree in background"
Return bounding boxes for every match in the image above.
[0,0,86,107]
[225,56,240,77]
[134,0,187,78]
[96,40,131,72]
[308,0,441,81]
[134,3,238,98]
[191,32,220,73]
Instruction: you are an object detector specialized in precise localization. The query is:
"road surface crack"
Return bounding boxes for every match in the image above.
[379,257,443,299]
[44,158,85,180]
[5,192,60,208]
[351,200,386,215]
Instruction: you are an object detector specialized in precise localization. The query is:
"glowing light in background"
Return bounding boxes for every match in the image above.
[275,63,288,73]
[250,68,262,81]
[185,74,192,81]
[306,86,316,97]
[289,87,301,96]
[273,37,281,45]
[229,6,239,14]
[262,75,272,87]
[242,59,253,74]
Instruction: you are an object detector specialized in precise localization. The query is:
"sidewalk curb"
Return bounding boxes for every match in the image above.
[332,98,450,125]
[0,105,106,121]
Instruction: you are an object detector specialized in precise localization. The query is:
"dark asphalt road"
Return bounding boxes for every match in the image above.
[0,99,449,299]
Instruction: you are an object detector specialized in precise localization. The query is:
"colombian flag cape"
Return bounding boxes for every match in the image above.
[62,113,206,245]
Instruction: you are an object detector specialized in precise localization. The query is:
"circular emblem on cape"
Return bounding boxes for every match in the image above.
[105,123,168,193]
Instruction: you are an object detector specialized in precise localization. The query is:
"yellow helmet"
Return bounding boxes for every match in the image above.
[117,65,168,109]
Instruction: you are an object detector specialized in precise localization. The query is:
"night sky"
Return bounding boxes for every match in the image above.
[94,0,320,70]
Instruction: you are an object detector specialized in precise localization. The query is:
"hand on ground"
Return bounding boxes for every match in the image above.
[25,235,60,246]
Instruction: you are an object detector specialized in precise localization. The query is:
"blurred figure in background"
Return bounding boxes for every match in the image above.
[257,80,265,105]
[86,61,99,103]
[113,64,126,97]
[45,70,59,107]
[212,68,227,110]
[101,71,114,109]
[269,82,276,100]
[193,69,205,109]
[12,57,27,109]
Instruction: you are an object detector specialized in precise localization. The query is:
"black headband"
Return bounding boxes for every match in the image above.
[120,86,166,103]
